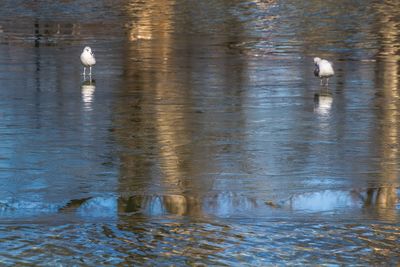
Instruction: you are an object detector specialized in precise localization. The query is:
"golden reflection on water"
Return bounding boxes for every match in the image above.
[125,0,174,42]
[371,0,400,220]
[374,1,400,62]
[115,0,255,216]
[117,0,203,216]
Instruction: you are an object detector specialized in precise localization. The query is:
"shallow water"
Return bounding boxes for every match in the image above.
[0,0,400,265]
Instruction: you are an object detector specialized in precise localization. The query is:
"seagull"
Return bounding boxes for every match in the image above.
[314,57,334,86]
[80,46,96,76]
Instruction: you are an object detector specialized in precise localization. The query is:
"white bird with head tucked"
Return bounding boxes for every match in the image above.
[314,57,334,86]
[80,46,96,76]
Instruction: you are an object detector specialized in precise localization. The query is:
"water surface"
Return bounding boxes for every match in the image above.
[0,0,399,265]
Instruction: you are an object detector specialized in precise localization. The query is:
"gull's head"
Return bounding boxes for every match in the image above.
[83,46,92,53]
[313,57,322,64]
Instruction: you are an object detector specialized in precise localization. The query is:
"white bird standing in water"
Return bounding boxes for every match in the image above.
[80,46,96,76]
[314,57,334,86]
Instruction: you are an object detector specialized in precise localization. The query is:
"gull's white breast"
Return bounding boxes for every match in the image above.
[317,60,334,78]
[80,51,96,67]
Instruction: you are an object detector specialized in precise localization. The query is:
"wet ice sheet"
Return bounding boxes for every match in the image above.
[0,0,400,265]
[1,188,398,223]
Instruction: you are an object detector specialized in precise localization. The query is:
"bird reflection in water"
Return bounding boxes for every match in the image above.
[81,78,96,111]
[314,89,333,117]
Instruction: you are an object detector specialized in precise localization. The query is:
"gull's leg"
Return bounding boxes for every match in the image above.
[320,78,323,86]
[83,67,86,76]
[326,78,329,86]
[89,66,92,76]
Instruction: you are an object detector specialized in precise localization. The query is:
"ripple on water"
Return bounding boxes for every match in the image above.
[0,220,399,265]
